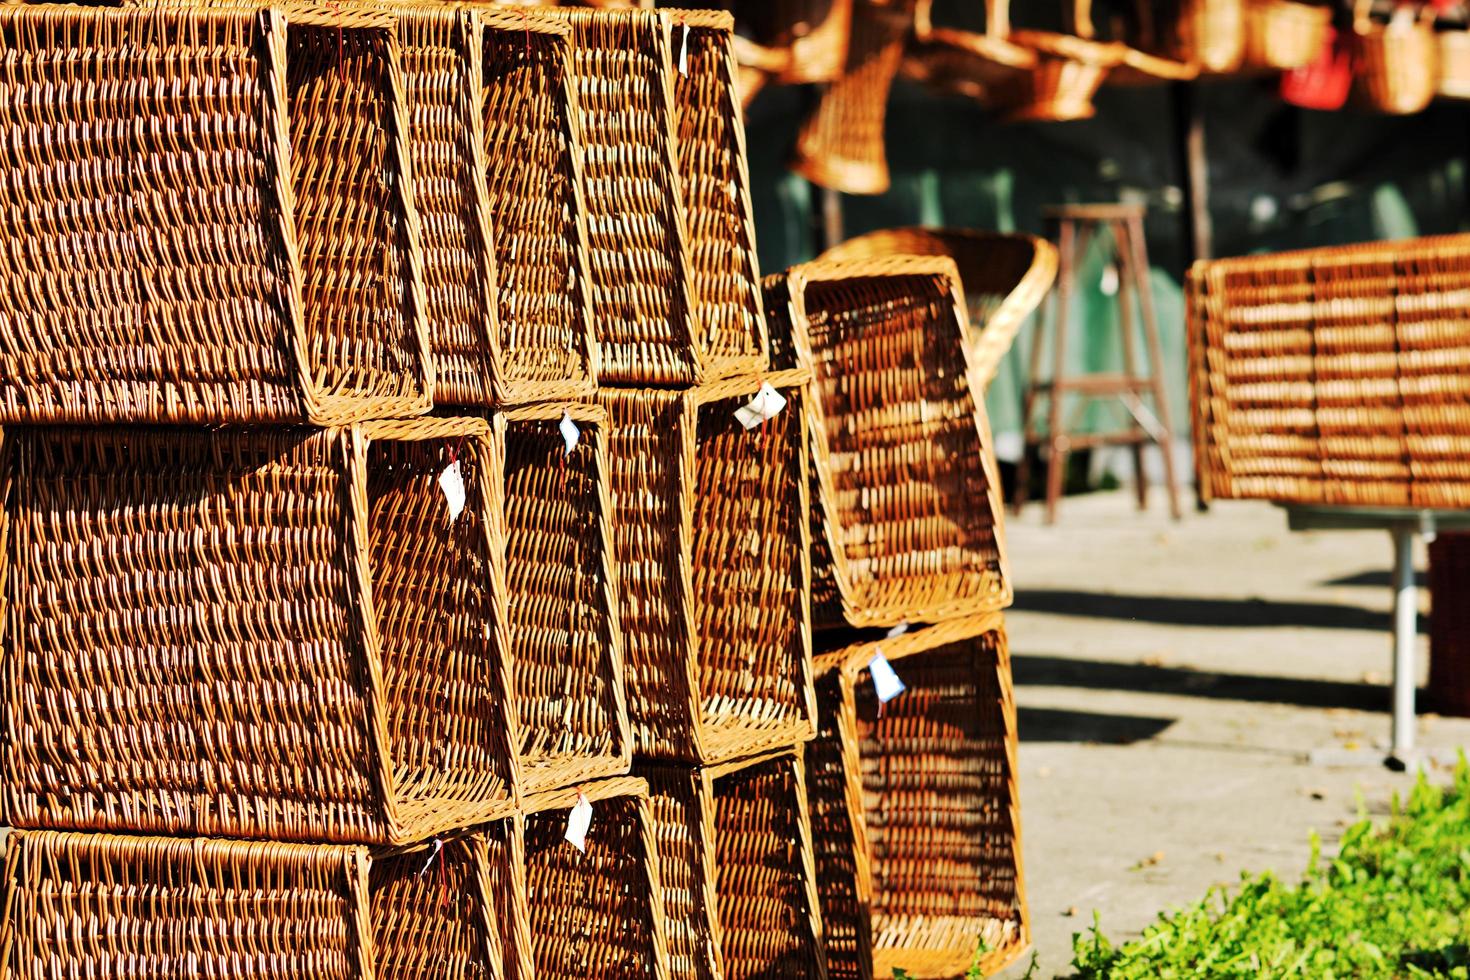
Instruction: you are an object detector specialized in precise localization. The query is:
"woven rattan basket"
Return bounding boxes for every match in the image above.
[0,4,434,425]
[767,256,1012,629]
[2,829,512,980]
[1242,0,1331,70]
[1006,27,1125,122]
[0,419,517,844]
[806,614,1029,980]
[1162,0,1246,73]
[1439,26,1470,99]
[819,227,1058,388]
[1351,1,1439,115]
[598,371,817,763]
[792,0,913,195]
[736,0,854,83]
[521,7,702,386]
[663,10,769,382]
[519,778,672,980]
[482,818,533,980]
[645,750,828,980]
[1187,233,1470,507]
[371,833,508,979]
[497,402,630,793]
[477,7,599,403]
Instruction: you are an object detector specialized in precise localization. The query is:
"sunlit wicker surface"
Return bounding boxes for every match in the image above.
[519,778,672,980]
[663,9,768,381]
[646,750,828,980]
[497,402,630,793]
[807,614,1028,979]
[0,419,516,844]
[371,834,506,980]
[768,256,1012,628]
[1187,233,1470,506]
[820,227,1058,387]
[598,371,817,763]
[0,3,432,424]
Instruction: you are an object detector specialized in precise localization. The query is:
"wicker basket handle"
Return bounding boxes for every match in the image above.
[1071,0,1095,39]
[1355,0,1437,33]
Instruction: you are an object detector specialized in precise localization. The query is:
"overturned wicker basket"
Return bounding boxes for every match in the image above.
[766,256,1012,628]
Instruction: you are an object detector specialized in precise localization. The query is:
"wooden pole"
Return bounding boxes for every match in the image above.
[1171,80,1212,512]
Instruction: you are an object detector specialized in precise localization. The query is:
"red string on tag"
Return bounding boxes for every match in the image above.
[523,10,531,59]
[438,843,448,910]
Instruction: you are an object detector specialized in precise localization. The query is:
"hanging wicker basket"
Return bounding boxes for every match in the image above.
[1005,0,1126,121]
[1352,0,1439,115]
[1440,22,1470,98]
[1243,0,1332,70]
[1163,0,1246,73]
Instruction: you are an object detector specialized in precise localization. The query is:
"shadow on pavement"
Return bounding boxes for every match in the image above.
[1017,706,1175,744]
[1011,589,1423,634]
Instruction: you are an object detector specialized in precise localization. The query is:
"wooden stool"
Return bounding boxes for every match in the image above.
[1015,203,1183,524]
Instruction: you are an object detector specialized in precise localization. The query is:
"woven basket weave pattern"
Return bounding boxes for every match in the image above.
[1,421,515,844]
[397,7,500,407]
[539,8,700,386]
[0,7,311,424]
[782,257,1011,628]
[370,835,505,980]
[600,376,815,763]
[1188,234,1470,506]
[2,830,374,980]
[664,10,768,381]
[499,403,629,793]
[480,9,598,402]
[521,779,671,980]
[807,616,1028,979]
[647,752,828,980]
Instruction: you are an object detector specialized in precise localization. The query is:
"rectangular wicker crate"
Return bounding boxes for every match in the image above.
[645,749,828,980]
[496,402,630,793]
[768,256,1012,629]
[525,6,703,387]
[0,3,433,425]
[806,614,1029,980]
[661,9,768,383]
[598,371,816,763]
[2,829,509,980]
[0,419,517,845]
[1188,233,1470,507]
[519,777,671,979]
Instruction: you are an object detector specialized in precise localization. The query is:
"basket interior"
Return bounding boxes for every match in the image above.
[522,794,661,978]
[367,435,513,831]
[370,838,499,980]
[805,271,1005,620]
[670,20,764,372]
[482,23,592,389]
[853,635,1022,972]
[399,12,497,408]
[502,416,622,787]
[289,22,426,406]
[712,756,822,980]
[691,391,809,753]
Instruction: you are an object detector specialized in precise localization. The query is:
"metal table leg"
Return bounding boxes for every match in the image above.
[1390,524,1417,765]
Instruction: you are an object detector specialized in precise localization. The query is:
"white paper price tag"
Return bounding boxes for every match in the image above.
[439,461,466,524]
[868,650,906,704]
[559,410,581,456]
[416,838,443,877]
[734,383,787,430]
[677,25,690,75]
[885,623,909,639]
[564,793,593,852]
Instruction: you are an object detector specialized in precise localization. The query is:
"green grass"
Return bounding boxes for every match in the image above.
[1072,757,1470,978]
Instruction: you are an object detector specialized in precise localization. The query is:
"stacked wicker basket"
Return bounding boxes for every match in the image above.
[0,2,1026,979]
